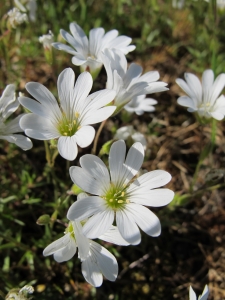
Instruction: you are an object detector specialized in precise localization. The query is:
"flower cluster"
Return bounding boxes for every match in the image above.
[2,19,221,291]
[0,85,32,150]
[7,7,28,28]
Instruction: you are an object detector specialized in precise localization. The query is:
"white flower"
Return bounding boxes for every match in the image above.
[0,84,32,150]
[7,7,28,28]
[67,140,174,245]
[43,207,128,287]
[114,125,147,150]
[101,49,168,115]
[19,68,116,160]
[14,0,37,21]
[124,94,157,115]
[52,23,135,78]
[189,285,209,300]
[217,0,225,9]
[176,69,225,120]
[172,0,185,9]
[6,285,34,300]
[39,30,54,50]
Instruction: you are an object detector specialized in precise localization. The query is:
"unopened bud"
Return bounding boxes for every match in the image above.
[36,214,50,225]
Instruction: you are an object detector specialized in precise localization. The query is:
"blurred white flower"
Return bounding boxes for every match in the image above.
[101,49,168,115]
[173,0,225,9]
[0,85,32,150]
[67,140,174,245]
[52,23,135,79]
[172,0,185,9]
[176,69,225,120]
[6,285,34,300]
[14,0,37,21]
[39,30,54,50]
[19,285,34,294]
[19,68,116,160]
[43,207,128,287]
[189,285,209,300]
[114,125,147,150]
[124,94,157,115]
[7,7,28,28]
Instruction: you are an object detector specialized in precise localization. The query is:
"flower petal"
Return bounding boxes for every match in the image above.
[67,196,106,221]
[99,225,129,245]
[200,285,209,300]
[52,42,77,55]
[4,114,23,134]
[72,72,93,112]
[53,238,77,262]
[109,139,126,186]
[176,78,196,100]
[81,257,103,287]
[89,241,118,281]
[57,68,75,115]
[79,154,110,189]
[123,63,143,89]
[81,106,116,125]
[89,27,105,57]
[177,96,197,110]
[128,170,172,193]
[116,209,141,245]
[19,96,57,121]
[0,84,16,114]
[123,142,144,185]
[75,126,95,148]
[72,221,90,260]
[0,134,33,150]
[57,135,78,161]
[129,188,174,207]
[202,69,214,104]
[20,114,59,140]
[43,233,71,256]
[184,72,202,103]
[126,203,161,237]
[189,286,197,300]
[25,82,61,119]
[210,73,225,105]
[82,209,114,239]
[69,23,89,56]
[69,166,105,195]
[139,71,159,83]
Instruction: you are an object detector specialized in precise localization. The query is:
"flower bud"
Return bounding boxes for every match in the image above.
[36,214,50,225]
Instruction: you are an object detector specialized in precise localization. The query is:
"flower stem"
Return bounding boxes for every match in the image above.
[44,140,51,165]
[44,140,58,167]
[210,117,217,150]
[92,120,106,155]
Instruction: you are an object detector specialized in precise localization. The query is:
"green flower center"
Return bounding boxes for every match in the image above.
[57,112,81,136]
[103,183,130,210]
[66,222,75,240]
[198,102,212,111]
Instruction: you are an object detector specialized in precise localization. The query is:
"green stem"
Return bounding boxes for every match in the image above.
[92,120,106,155]
[44,140,51,166]
[210,118,217,150]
